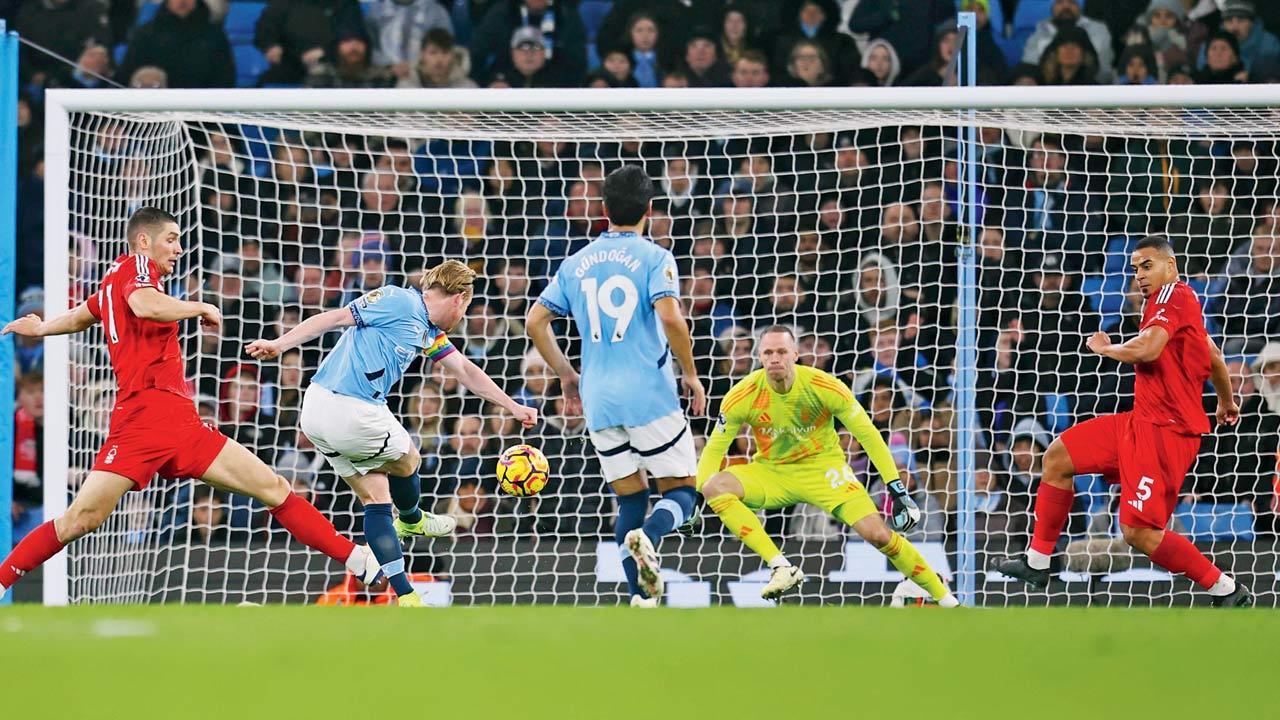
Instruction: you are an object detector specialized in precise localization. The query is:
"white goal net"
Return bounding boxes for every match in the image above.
[43,87,1280,606]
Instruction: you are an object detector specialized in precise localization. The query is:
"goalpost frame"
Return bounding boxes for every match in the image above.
[41,83,1280,607]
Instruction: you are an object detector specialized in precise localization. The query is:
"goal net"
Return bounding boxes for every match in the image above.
[43,87,1280,606]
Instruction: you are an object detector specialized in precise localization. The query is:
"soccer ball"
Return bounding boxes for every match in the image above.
[496,444,550,497]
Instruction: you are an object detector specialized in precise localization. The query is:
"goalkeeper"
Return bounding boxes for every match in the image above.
[698,325,958,605]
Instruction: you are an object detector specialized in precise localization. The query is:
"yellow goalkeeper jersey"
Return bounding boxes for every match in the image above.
[696,365,901,486]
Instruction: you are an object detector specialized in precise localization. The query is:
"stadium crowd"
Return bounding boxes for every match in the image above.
[5,0,1280,560]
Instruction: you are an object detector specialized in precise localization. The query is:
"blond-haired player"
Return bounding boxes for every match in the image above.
[699,325,958,605]
[247,260,537,606]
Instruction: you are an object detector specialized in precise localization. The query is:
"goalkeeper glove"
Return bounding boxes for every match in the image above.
[886,479,921,532]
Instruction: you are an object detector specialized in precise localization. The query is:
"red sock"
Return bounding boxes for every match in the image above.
[1150,531,1222,589]
[1028,482,1074,556]
[268,493,356,565]
[0,521,65,589]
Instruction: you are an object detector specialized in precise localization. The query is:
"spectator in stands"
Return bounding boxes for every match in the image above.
[58,42,113,90]
[469,0,586,88]
[188,485,233,545]
[218,363,278,462]
[598,49,639,87]
[850,0,952,78]
[532,383,603,535]
[682,26,731,87]
[438,415,491,498]
[903,21,958,87]
[405,379,447,460]
[273,348,304,448]
[13,288,43,373]
[1216,224,1280,355]
[490,27,559,87]
[682,263,736,340]
[513,347,553,410]
[773,0,860,85]
[532,179,598,279]
[621,12,667,88]
[1022,0,1114,82]
[460,299,524,382]
[750,274,816,332]
[849,251,900,333]
[718,7,754,66]
[128,66,168,88]
[659,156,711,237]
[1168,179,1246,280]
[255,0,366,85]
[489,258,532,322]
[448,478,497,536]
[869,202,934,304]
[596,0,719,61]
[1195,30,1249,83]
[11,372,43,544]
[366,0,454,83]
[1005,251,1100,430]
[861,38,901,87]
[852,321,936,411]
[708,325,755,403]
[1005,135,1102,264]
[730,50,771,88]
[304,29,397,88]
[1138,0,1195,71]
[13,0,110,87]
[117,0,234,88]
[1037,25,1101,85]
[781,39,835,87]
[1204,1,1280,79]
[1116,42,1160,83]
[239,237,289,305]
[400,28,478,88]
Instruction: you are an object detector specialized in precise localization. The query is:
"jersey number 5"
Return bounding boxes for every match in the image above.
[581,275,639,343]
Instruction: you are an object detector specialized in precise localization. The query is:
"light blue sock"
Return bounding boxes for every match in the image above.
[614,489,651,599]
[364,503,413,596]
[641,486,697,546]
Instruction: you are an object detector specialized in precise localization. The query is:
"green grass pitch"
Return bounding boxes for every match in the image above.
[2,605,1274,719]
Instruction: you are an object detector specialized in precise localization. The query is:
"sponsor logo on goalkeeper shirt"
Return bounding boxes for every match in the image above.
[758,424,816,438]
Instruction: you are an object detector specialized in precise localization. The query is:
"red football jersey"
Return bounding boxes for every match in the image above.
[1135,281,1211,435]
[85,254,191,402]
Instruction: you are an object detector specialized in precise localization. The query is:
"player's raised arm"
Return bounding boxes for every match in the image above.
[436,351,538,428]
[128,287,221,327]
[1,302,98,338]
[525,300,581,416]
[653,296,706,416]
[1206,335,1241,426]
[246,307,355,360]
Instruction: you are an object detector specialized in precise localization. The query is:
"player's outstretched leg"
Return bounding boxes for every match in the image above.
[0,472,132,599]
[702,472,802,600]
[200,440,387,587]
[624,476,698,602]
[343,471,420,605]
[1123,525,1252,608]
[838,502,959,607]
[380,450,456,539]
[991,438,1076,589]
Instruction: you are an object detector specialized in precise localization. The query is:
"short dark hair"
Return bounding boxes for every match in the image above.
[424,28,455,52]
[602,165,653,226]
[759,324,797,342]
[125,207,178,247]
[1135,234,1175,256]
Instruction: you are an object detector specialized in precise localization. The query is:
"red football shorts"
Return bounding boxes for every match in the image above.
[91,389,229,490]
[1060,412,1202,530]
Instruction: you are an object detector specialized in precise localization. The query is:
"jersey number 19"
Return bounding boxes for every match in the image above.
[582,275,639,343]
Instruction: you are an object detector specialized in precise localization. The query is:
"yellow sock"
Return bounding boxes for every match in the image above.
[708,493,783,564]
[879,532,950,602]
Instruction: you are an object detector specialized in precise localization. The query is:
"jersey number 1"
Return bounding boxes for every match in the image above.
[582,275,639,343]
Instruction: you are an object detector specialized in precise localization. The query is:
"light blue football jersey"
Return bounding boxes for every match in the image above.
[537,231,682,431]
[311,285,456,404]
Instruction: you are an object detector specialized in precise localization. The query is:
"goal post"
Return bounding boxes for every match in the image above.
[42,84,1280,607]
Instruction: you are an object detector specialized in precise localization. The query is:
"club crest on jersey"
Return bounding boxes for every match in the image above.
[104,445,119,464]
[715,413,726,431]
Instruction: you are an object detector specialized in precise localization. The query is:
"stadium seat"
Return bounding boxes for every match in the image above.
[137,2,160,26]
[238,123,280,176]
[1005,0,1052,66]
[224,2,266,47]
[586,42,599,72]
[1173,502,1256,541]
[233,44,270,88]
[579,0,612,42]
[113,42,128,67]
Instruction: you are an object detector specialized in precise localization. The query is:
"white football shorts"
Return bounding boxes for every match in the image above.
[588,411,697,483]
[300,383,412,478]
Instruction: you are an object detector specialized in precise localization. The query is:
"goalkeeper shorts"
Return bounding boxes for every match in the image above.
[711,458,878,523]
